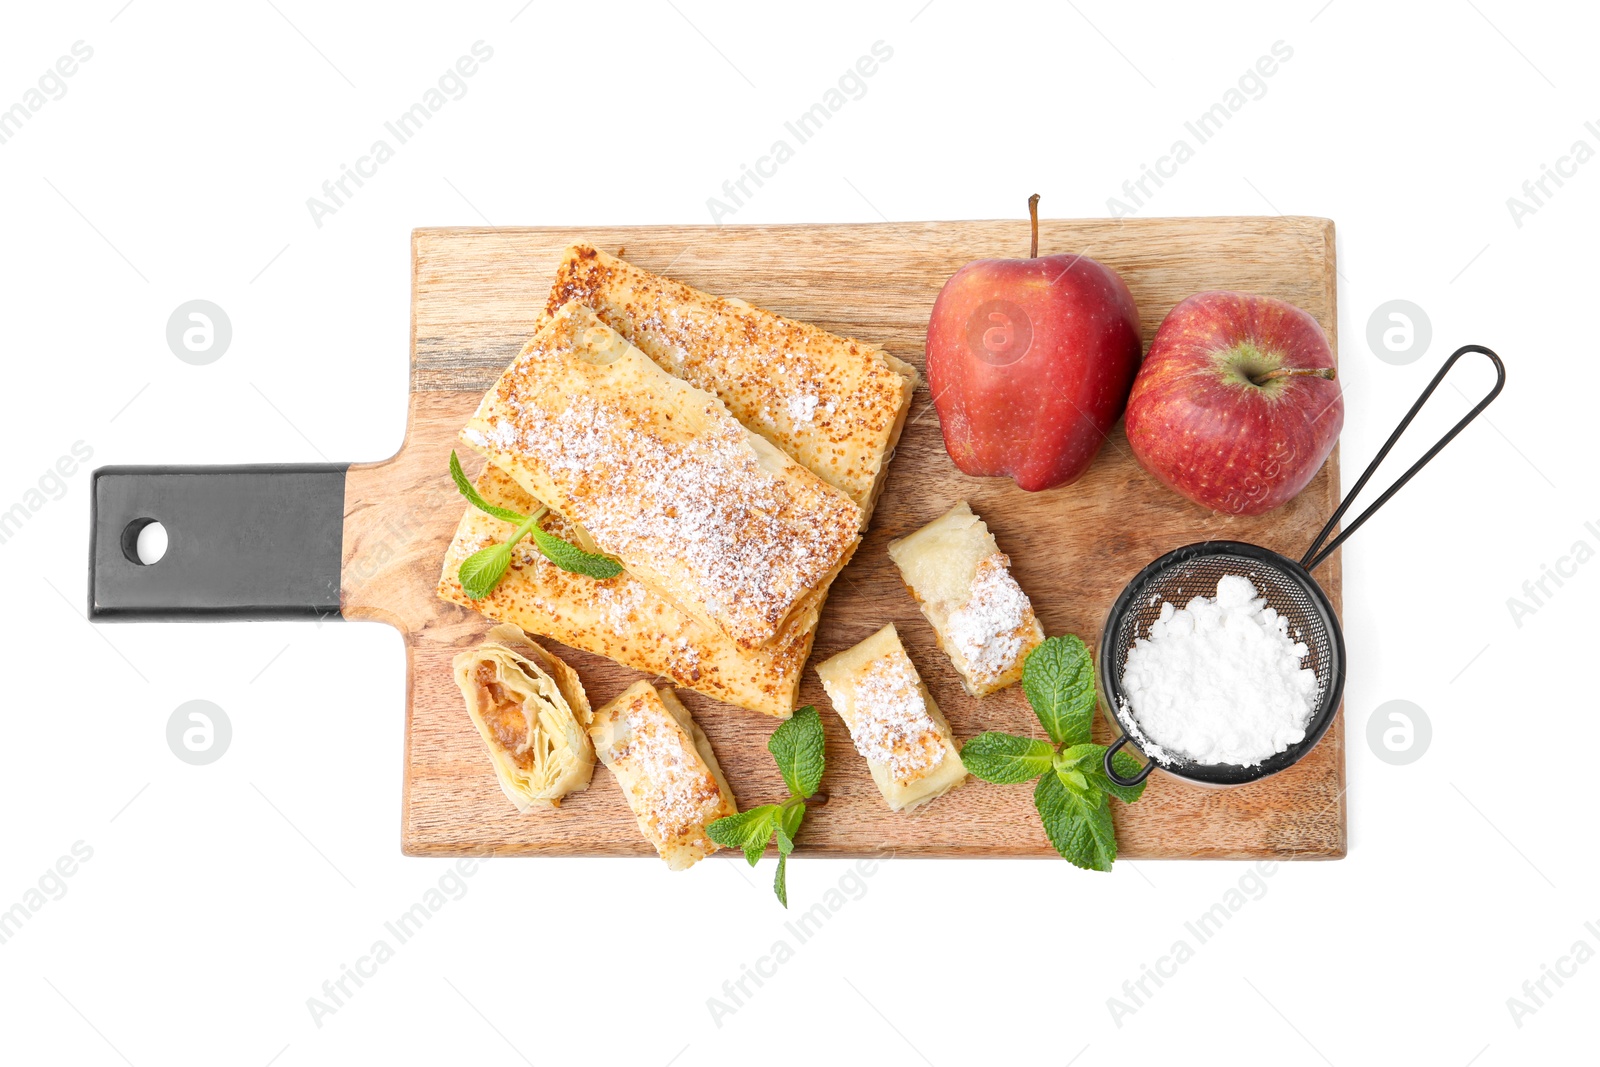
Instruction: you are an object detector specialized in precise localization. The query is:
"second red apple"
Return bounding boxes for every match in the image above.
[1124,290,1343,515]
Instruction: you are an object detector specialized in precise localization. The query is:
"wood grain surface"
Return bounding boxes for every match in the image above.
[343,218,1346,860]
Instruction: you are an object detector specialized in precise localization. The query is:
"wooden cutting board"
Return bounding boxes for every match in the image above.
[347,218,1345,860]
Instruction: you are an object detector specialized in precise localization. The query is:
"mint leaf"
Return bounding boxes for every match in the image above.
[774,852,789,908]
[458,543,513,600]
[529,526,624,580]
[450,451,528,525]
[772,804,803,908]
[962,635,1135,872]
[1055,743,1148,805]
[775,803,804,854]
[452,450,621,583]
[960,732,1056,784]
[1034,769,1116,872]
[1022,635,1097,746]
[1058,768,1089,791]
[768,706,825,798]
[707,805,780,865]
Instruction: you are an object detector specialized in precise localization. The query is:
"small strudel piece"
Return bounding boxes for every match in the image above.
[815,624,965,813]
[888,502,1044,696]
[588,682,737,870]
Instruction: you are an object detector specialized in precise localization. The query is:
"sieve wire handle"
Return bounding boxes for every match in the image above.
[1301,344,1505,573]
[1104,733,1156,787]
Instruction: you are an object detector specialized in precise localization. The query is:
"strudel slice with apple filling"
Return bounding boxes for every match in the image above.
[544,244,918,528]
[589,682,737,870]
[461,300,862,651]
[815,624,966,813]
[887,501,1044,696]
[452,624,594,811]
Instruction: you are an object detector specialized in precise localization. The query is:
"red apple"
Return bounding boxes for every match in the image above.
[1125,291,1344,515]
[926,196,1142,492]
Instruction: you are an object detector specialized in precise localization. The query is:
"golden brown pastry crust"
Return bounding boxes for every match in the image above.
[545,244,917,528]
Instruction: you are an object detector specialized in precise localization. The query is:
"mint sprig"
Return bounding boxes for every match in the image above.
[708,706,825,907]
[449,451,623,598]
[958,635,1149,872]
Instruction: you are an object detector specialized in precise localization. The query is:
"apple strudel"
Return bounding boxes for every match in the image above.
[437,464,820,718]
[460,300,862,651]
[588,682,738,870]
[815,623,966,813]
[544,244,918,527]
[451,624,595,811]
[887,501,1044,696]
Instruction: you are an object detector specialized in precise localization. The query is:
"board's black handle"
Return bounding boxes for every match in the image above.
[89,464,349,621]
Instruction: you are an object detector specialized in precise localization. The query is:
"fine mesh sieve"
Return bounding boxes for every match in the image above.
[1100,345,1506,788]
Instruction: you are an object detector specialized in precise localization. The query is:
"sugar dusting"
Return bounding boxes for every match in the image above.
[945,553,1036,685]
[438,488,796,708]
[613,693,724,843]
[598,578,647,636]
[847,652,944,783]
[786,393,820,423]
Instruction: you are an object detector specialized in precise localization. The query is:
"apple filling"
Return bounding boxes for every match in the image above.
[451,625,595,811]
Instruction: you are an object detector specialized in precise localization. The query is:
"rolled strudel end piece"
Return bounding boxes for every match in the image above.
[887,501,1044,697]
[452,624,594,812]
[815,623,966,813]
[588,682,737,870]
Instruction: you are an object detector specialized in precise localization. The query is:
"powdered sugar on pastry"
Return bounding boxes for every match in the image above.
[787,393,820,423]
[886,502,1044,696]
[846,652,944,784]
[542,244,917,526]
[434,463,818,718]
[611,697,726,843]
[461,301,861,650]
[944,554,1037,688]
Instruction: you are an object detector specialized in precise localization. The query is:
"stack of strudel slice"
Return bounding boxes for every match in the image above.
[439,250,915,718]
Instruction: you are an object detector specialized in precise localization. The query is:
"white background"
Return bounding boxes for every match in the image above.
[0,2,1592,1064]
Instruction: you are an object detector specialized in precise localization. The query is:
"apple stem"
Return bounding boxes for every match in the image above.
[1250,366,1338,386]
[1028,193,1040,258]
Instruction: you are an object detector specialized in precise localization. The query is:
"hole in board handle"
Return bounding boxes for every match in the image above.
[121,519,168,566]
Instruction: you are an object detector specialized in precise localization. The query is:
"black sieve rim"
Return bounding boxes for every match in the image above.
[1097,540,1346,787]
